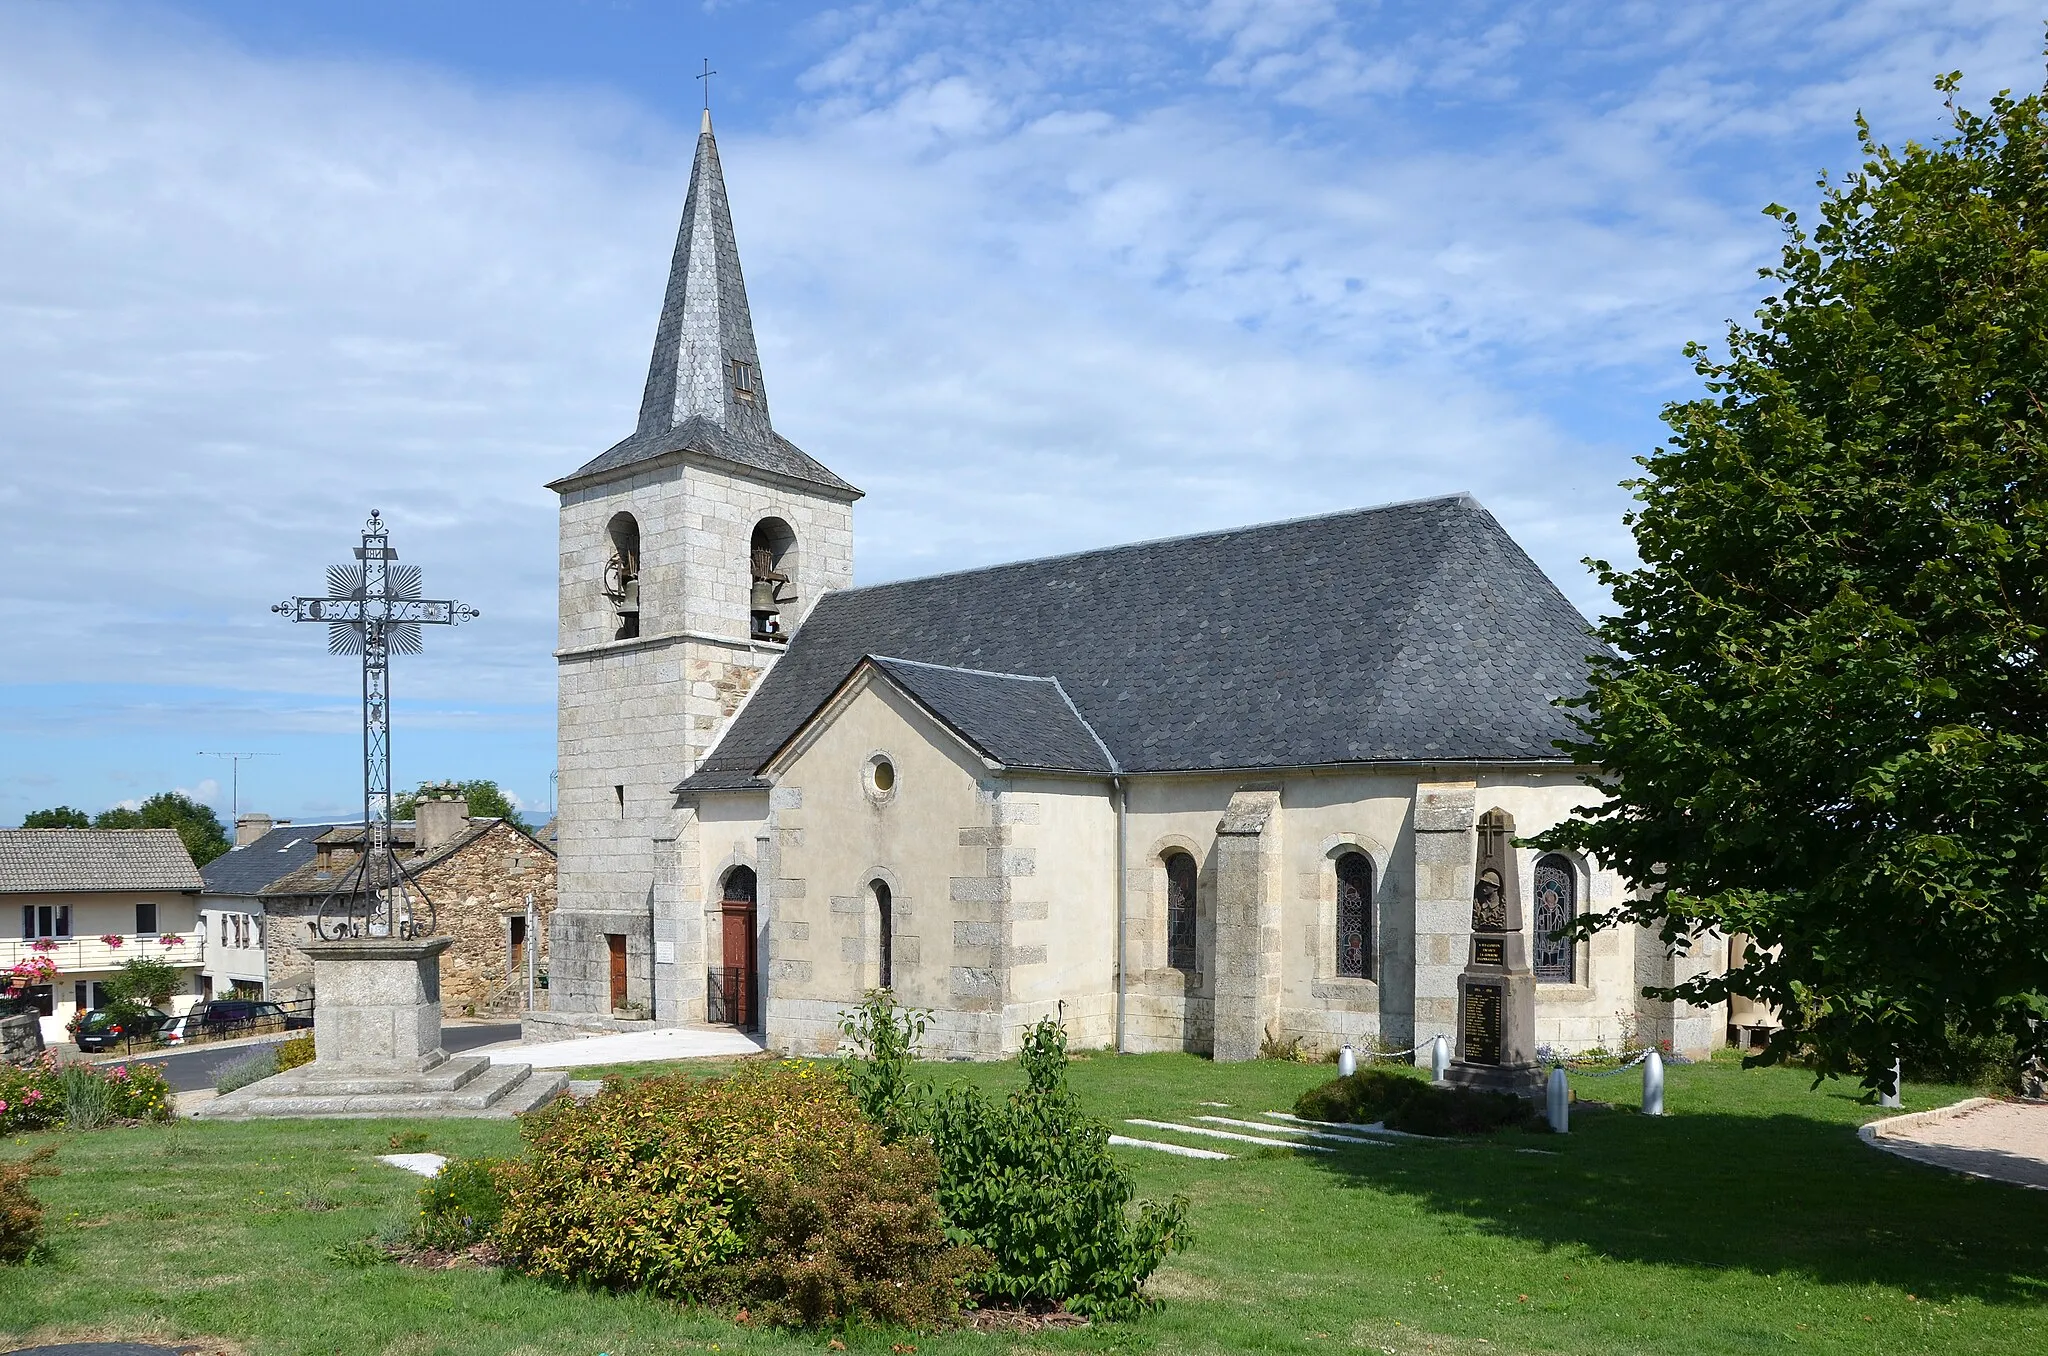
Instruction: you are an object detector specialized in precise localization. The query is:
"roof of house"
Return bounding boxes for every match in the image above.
[845,657,1116,774]
[681,494,1605,793]
[548,112,858,500]
[0,828,203,894]
[259,816,552,898]
[200,823,346,897]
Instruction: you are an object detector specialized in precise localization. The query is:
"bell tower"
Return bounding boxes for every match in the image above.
[546,108,860,1021]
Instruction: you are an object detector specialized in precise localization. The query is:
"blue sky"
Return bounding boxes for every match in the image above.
[1,0,2040,827]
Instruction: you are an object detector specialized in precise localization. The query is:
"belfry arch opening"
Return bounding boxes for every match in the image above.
[603,512,641,640]
[749,517,798,642]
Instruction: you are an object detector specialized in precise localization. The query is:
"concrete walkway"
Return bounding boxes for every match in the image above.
[473,1024,766,1070]
[1861,1098,2048,1190]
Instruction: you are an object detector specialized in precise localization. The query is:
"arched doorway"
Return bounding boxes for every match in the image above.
[717,866,758,1029]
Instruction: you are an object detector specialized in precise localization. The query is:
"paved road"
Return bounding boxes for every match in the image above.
[112,1021,523,1092]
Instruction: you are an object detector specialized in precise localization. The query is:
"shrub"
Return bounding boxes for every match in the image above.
[276,1035,316,1072]
[839,996,1192,1320]
[494,1062,977,1326]
[414,1157,509,1249]
[61,1066,117,1129]
[0,1147,57,1264]
[214,1049,279,1094]
[1,1055,171,1133]
[1295,1067,1530,1136]
[107,956,179,1009]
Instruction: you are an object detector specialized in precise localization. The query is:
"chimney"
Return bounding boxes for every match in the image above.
[235,812,274,847]
[415,783,471,852]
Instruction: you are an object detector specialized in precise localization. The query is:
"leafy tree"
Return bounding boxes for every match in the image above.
[1539,73,2048,1091]
[20,807,89,829]
[391,779,528,832]
[107,956,180,1009]
[92,792,231,867]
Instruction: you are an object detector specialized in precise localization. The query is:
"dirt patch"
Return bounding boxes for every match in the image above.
[2,1325,243,1356]
[965,1305,1089,1334]
[385,1239,504,1271]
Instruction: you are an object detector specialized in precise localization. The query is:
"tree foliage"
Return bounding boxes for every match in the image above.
[20,807,89,829]
[108,956,181,1009]
[90,793,230,866]
[1539,73,2048,1090]
[391,779,527,832]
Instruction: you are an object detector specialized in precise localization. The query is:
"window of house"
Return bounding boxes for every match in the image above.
[22,904,71,938]
[509,915,527,971]
[135,901,158,935]
[1335,851,1373,979]
[731,358,757,404]
[871,879,894,990]
[1532,854,1577,983]
[1164,852,1198,972]
[603,512,641,640]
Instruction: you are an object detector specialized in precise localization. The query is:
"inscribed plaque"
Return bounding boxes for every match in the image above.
[1462,983,1503,1065]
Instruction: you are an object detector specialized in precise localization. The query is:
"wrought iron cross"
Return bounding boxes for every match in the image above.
[273,510,478,940]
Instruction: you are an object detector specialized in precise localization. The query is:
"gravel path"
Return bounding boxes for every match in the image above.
[1863,1099,2048,1190]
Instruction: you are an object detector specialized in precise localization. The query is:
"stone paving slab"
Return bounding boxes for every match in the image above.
[1860,1098,2048,1190]
[475,1024,766,1069]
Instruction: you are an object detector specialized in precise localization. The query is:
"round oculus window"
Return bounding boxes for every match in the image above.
[865,756,896,799]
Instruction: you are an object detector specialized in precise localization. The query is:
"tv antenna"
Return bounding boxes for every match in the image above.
[196,751,275,824]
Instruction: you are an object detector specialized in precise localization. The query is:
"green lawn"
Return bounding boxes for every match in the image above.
[2,1052,2043,1356]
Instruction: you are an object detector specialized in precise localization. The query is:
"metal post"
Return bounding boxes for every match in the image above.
[524,891,536,1012]
[1337,1043,1357,1077]
[1546,1066,1570,1134]
[1642,1050,1665,1116]
[1881,1057,1903,1109]
[1430,1032,1450,1083]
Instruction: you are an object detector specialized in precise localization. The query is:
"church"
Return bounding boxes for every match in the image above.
[545,110,1727,1062]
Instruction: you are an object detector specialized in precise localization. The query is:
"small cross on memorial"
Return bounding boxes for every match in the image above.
[273,509,477,942]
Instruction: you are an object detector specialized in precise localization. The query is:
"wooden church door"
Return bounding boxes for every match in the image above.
[720,867,759,1029]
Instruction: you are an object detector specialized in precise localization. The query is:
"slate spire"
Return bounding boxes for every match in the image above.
[637,109,773,442]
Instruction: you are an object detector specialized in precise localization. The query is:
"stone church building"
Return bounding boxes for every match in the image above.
[547,111,1727,1062]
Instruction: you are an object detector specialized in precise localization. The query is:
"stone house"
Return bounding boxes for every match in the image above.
[198,815,345,999]
[259,794,556,1015]
[0,828,205,1042]
[545,110,1729,1061]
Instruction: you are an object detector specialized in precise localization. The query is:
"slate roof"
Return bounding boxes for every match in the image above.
[680,494,1605,793]
[200,823,345,897]
[854,657,1117,774]
[549,112,859,499]
[0,829,203,894]
[260,817,551,897]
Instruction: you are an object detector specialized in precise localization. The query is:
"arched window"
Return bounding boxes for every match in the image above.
[871,879,894,989]
[1335,851,1372,978]
[1532,854,1577,983]
[749,518,798,641]
[603,513,641,640]
[1164,851,1198,972]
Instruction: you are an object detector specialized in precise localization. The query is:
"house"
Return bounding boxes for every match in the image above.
[544,112,1729,1061]
[257,790,556,1015]
[0,828,205,1042]
[197,814,344,999]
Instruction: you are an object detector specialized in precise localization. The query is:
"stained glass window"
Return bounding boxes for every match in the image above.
[1336,852,1372,978]
[1533,854,1576,983]
[1165,852,1198,972]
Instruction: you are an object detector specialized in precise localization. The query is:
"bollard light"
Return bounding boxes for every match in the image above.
[1431,1033,1450,1084]
[1880,1057,1903,1109]
[1546,1066,1570,1134]
[1642,1050,1665,1117]
[1337,1043,1358,1078]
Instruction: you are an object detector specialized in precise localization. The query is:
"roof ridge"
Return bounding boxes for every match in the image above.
[823,493,1480,602]
[869,654,1060,684]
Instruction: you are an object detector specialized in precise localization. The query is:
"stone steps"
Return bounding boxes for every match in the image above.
[197,1056,569,1120]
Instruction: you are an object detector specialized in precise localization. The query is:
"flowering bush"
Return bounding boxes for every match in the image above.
[99,934,124,949]
[0,1052,172,1134]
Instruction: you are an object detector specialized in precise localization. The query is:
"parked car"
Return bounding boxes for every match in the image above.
[72,1006,170,1052]
[157,1012,191,1046]
[183,999,311,1038]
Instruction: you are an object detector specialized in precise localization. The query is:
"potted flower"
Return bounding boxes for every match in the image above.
[156,934,185,947]
[28,938,57,953]
[100,933,125,949]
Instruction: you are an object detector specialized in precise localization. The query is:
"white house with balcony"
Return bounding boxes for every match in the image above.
[0,828,206,1042]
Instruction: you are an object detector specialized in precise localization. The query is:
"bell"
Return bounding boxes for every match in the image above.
[750,579,782,614]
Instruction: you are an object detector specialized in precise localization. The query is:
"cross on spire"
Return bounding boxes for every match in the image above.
[698,58,717,112]
[273,510,478,940]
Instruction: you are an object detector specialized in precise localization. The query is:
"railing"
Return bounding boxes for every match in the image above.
[705,966,753,1029]
[72,996,316,1058]
[1,935,204,971]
